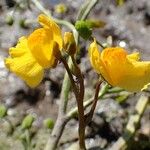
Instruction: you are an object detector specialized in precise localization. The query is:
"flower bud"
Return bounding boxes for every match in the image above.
[21,115,34,129]
[43,118,54,129]
[5,15,14,26]
[54,3,67,14]
[63,32,76,55]
[19,19,29,29]
[75,20,92,40]
[0,105,7,118]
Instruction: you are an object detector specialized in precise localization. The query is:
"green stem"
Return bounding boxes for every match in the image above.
[31,0,51,16]
[77,0,91,20]
[79,0,99,20]
[24,129,32,150]
[60,57,78,96]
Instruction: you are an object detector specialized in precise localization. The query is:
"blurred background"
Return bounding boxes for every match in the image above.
[0,0,150,149]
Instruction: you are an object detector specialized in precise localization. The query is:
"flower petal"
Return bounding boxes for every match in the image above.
[28,28,57,68]
[89,42,150,92]
[88,40,114,85]
[5,37,44,87]
[9,37,28,57]
[118,58,150,91]
[38,14,62,49]
[127,52,140,61]
[100,47,127,85]
[88,39,101,73]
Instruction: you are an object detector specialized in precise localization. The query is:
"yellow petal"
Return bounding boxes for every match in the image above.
[5,37,44,87]
[118,58,150,91]
[28,28,58,68]
[100,47,127,85]
[88,39,101,73]
[89,42,150,92]
[38,14,62,49]
[9,37,28,57]
[127,52,140,61]
[88,40,114,85]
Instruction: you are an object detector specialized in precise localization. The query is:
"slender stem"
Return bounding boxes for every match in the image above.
[60,57,78,96]
[79,0,100,20]
[85,80,102,125]
[23,129,32,150]
[71,56,86,149]
[67,83,109,119]
[60,72,71,114]
[46,59,72,150]
[96,40,105,49]
[31,0,51,16]
[32,0,100,149]
[45,57,78,150]
[71,56,84,99]
[77,0,91,20]
[45,83,108,150]
[90,36,105,49]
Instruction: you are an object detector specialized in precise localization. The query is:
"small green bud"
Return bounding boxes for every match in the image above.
[21,115,34,129]
[5,15,14,26]
[75,20,92,40]
[54,3,67,14]
[0,105,7,118]
[43,118,54,129]
[19,19,29,29]
[117,0,125,6]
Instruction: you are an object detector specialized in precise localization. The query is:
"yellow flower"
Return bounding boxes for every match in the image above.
[5,14,62,87]
[89,40,150,92]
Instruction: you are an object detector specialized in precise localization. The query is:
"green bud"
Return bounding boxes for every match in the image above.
[75,20,92,40]
[0,105,7,118]
[5,15,14,26]
[117,0,125,6]
[43,118,54,129]
[21,115,34,129]
[19,19,29,29]
[54,3,67,14]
